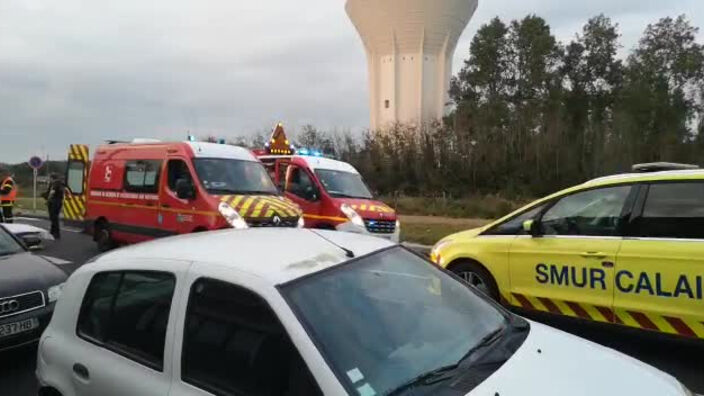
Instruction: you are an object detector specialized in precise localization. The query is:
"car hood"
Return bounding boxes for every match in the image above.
[216,194,302,219]
[336,198,397,221]
[0,252,67,296]
[468,321,685,396]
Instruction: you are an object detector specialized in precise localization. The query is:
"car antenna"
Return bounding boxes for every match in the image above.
[309,230,355,258]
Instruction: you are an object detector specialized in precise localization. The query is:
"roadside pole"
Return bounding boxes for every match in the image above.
[28,156,44,214]
[33,168,37,213]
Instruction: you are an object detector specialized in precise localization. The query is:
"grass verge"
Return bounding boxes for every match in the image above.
[400,216,491,246]
[381,195,528,219]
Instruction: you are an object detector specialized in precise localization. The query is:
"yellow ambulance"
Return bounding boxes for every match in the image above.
[431,163,704,339]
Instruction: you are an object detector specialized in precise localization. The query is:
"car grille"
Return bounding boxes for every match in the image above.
[0,291,45,319]
[364,219,396,234]
[247,217,299,228]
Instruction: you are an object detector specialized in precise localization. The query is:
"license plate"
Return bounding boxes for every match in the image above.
[0,318,38,338]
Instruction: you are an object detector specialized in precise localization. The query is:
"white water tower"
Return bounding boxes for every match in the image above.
[346,0,478,130]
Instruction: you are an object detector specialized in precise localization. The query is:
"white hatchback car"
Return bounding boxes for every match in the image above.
[37,229,697,396]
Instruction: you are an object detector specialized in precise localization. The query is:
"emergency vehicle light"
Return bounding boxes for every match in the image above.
[188,135,196,142]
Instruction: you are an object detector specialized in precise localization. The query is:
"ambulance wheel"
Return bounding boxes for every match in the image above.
[449,261,499,301]
[95,222,115,252]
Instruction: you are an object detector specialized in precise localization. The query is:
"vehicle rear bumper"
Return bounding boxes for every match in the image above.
[0,303,54,352]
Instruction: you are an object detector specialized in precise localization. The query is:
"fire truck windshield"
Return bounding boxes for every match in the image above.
[315,169,373,199]
[193,158,279,196]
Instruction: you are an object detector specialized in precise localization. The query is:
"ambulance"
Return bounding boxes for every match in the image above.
[62,139,303,250]
[255,124,400,242]
[431,163,704,340]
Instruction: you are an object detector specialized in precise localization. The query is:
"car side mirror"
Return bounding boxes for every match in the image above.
[304,186,319,202]
[175,179,196,200]
[522,220,541,237]
[20,235,43,250]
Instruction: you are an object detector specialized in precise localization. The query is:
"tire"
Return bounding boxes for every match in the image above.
[449,261,500,301]
[39,387,62,396]
[95,221,115,252]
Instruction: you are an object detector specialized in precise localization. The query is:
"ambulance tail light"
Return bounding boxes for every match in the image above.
[218,202,249,229]
[340,204,365,228]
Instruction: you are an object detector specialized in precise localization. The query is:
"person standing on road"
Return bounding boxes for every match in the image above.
[44,173,65,239]
[0,171,18,223]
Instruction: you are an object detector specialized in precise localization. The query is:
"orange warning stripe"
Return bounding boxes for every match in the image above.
[509,292,704,339]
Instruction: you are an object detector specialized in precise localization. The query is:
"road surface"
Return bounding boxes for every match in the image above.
[1,218,703,395]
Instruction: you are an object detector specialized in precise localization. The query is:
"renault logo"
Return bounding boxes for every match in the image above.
[0,300,20,315]
[272,216,281,225]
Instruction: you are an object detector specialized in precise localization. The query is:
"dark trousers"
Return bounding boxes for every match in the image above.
[48,203,61,239]
[1,205,13,223]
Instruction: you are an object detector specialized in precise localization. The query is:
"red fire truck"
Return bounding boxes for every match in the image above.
[255,124,400,242]
[62,139,303,250]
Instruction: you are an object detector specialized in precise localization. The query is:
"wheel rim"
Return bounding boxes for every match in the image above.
[460,271,489,295]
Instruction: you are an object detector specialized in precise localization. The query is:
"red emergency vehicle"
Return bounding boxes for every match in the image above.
[63,139,303,250]
[255,124,400,242]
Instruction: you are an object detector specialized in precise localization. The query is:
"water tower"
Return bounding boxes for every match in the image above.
[346,0,478,130]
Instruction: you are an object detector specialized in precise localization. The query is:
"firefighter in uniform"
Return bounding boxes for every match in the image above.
[0,173,17,223]
[44,173,65,239]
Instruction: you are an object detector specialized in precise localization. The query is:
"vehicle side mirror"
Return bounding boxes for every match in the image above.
[522,220,541,237]
[304,185,319,202]
[175,178,196,200]
[20,235,43,250]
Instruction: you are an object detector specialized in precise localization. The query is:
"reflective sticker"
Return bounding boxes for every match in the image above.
[356,383,376,396]
[346,368,364,384]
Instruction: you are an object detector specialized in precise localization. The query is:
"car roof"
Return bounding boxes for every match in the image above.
[92,229,394,284]
[296,156,360,174]
[583,169,704,187]
[186,142,257,162]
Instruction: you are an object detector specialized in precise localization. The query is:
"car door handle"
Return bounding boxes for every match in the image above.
[73,363,90,381]
[580,252,607,259]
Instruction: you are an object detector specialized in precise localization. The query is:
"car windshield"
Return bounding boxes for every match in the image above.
[193,158,278,195]
[0,227,26,256]
[314,169,373,199]
[282,247,506,396]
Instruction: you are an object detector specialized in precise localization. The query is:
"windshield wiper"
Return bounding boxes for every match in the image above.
[385,326,506,395]
[230,190,277,196]
[457,326,505,365]
[330,192,370,199]
[386,364,459,396]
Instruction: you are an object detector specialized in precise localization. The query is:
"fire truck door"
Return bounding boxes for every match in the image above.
[63,144,89,221]
[285,165,322,227]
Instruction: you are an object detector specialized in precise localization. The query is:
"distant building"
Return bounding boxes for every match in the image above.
[346,0,478,130]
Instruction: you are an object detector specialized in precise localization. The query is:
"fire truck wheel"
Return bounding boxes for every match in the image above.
[95,221,115,252]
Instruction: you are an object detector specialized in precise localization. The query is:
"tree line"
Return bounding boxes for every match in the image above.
[279,14,704,199]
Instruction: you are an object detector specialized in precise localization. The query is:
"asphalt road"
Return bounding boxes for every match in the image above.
[1,218,703,395]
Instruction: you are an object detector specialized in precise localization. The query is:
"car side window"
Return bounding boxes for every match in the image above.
[77,271,176,371]
[167,159,194,192]
[181,278,322,396]
[484,204,546,235]
[125,160,162,194]
[540,185,631,237]
[635,182,704,239]
[286,166,317,201]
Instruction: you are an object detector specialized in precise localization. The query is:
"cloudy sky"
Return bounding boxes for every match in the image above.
[1,0,702,163]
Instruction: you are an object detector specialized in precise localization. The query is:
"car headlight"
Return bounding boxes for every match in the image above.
[218,202,249,229]
[47,283,65,303]
[297,216,305,228]
[340,204,365,228]
[430,240,453,266]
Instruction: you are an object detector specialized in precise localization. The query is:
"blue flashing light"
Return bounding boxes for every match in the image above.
[312,150,322,157]
[298,148,310,155]
[187,135,196,142]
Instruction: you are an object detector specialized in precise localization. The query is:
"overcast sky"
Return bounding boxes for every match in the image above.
[1,0,702,163]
